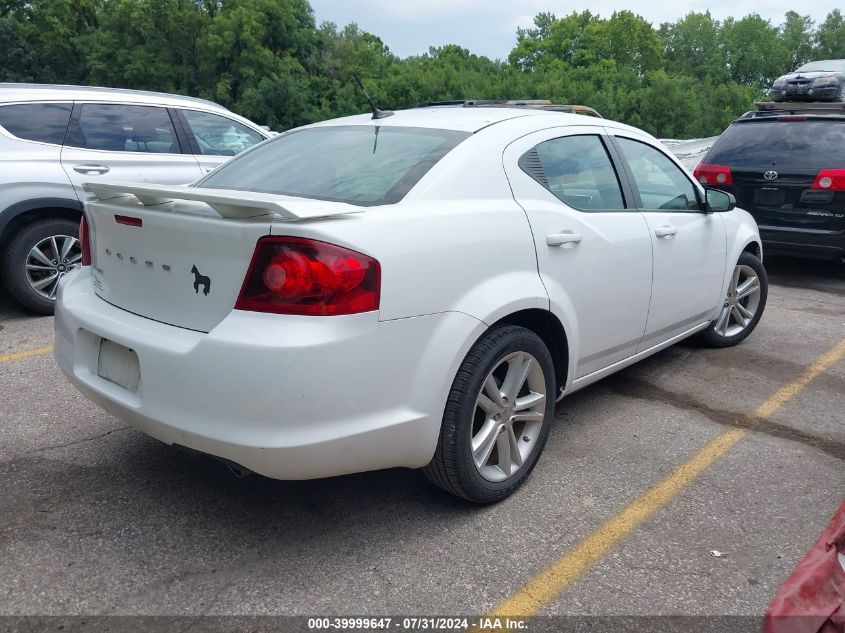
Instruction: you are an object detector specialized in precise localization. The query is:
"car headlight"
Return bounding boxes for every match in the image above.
[811,75,840,86]
[771,79,786,89]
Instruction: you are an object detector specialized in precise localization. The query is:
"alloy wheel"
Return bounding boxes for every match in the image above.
[471,351,547,482]
[713,264,762,338]
[25,234,82,300]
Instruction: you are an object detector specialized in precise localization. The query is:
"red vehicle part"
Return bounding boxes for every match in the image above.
[765,500,845,633]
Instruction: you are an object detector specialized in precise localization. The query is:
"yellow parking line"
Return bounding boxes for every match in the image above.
[486,337,845,621]
[0,345,53,364]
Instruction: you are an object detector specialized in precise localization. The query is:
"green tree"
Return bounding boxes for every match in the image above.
[817,9,845,58]
[779,11,815,70]
[659,12,727,82]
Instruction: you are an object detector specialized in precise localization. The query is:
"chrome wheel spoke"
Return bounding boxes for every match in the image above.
[501,353,532,402]
[715,305,731,336]
[59,236,76,260]
[26,264,54,271]
[506,424,523,467]
[515,391,545,411]
[472,419,500,468]
[511,410,544,423]
[66,253,83,265]
[730,265,741,294]
[495,429,512,477]
[48,277,60,299]
[736,276,759,300]
[477,392,499,416]
[31,273,58,291]
[731,305,746,327]
[29,246,53,267]
[483,375,505,408]
[736,302,754,321]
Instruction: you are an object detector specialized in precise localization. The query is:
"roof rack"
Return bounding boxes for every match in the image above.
[752,100,845,114]
[415,99,603,118]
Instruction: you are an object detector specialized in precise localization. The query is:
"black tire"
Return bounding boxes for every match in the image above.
[1,218,81,315]
[424,325,556,504]
[698,251,768,348]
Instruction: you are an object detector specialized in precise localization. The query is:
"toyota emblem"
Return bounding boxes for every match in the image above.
[764,170,778,181]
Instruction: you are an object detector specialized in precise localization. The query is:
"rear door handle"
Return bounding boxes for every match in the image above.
[73,164,110,175]
[654,225,678,238]
[546,232,583,247]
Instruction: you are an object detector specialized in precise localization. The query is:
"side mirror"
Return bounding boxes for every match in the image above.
[705,188,736,213]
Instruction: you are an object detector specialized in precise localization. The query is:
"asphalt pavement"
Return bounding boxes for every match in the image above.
[1,256,843,627]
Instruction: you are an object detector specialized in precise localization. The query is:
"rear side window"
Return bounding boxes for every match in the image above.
[181,110,264,156]
[521,135,626,211]
[66,104,181,153]
[0,103,72,144]
[706,120,845,171]
[201,125,470,206]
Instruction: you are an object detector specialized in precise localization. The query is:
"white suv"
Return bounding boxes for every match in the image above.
[0,83,270,313]
[54,105,766,503]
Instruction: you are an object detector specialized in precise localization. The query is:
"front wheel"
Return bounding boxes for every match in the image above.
[698,251,767,348]
[424,325,555,504]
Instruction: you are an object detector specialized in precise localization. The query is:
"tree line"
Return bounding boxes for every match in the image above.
[2,0,845,138]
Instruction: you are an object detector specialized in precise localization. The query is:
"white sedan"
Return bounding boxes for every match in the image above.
[54,105,767,503]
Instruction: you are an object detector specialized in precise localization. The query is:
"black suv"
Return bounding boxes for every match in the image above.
[695,111,845,260]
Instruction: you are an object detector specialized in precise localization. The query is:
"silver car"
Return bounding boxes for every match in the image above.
[0,83,271,313]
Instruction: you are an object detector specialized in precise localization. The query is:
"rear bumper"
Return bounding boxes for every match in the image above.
[759,225,845,260]
[54,268,483,479]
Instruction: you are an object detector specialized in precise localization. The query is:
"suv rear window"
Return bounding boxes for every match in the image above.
[0,103,72,144]
[200,125,470,206]
[706,120,845,171]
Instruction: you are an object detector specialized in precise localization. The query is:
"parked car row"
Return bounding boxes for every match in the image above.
[0,83,271,313]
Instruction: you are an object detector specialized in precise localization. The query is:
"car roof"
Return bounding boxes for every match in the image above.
[0,83,227,111]
[307,106,641,135]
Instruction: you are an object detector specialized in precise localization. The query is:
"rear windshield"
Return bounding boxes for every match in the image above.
[706,120,845,170]
[200,125,470,206]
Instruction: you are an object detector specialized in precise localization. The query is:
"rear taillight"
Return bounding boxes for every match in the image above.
[79,214,91,266]
[235,237,380,316]
[811,169,845,191]
[693,163,733,186]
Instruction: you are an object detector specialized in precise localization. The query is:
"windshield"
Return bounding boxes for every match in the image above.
[795,60,845,73]
[705,120,845,171]
[200,125,470,206]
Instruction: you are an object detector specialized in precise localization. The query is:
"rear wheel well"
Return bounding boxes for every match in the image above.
[494,309,569,393]
[1,207,81,247]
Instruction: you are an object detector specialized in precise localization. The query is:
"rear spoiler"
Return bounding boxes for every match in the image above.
[83,182,365,221]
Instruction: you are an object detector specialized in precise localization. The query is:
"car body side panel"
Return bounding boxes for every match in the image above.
[0,134,79,238]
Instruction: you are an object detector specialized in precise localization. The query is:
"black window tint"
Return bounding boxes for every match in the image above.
[706,121,845,172]
[0,103,72,144]
[525,135,626,211]
[201,125,469,206]
[67,104,180,153]
[181,110,264,156]
[617,137,700,211]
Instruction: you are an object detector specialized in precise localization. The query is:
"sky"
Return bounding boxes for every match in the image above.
[308,0,841,60]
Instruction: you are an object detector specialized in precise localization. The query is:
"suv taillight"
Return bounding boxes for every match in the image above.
[693,163,733,186]
[79,215,91,266]
[235,237,380,316]
[811,169,845,191]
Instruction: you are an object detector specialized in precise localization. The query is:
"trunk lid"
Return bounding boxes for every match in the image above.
[83,183,364,332]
